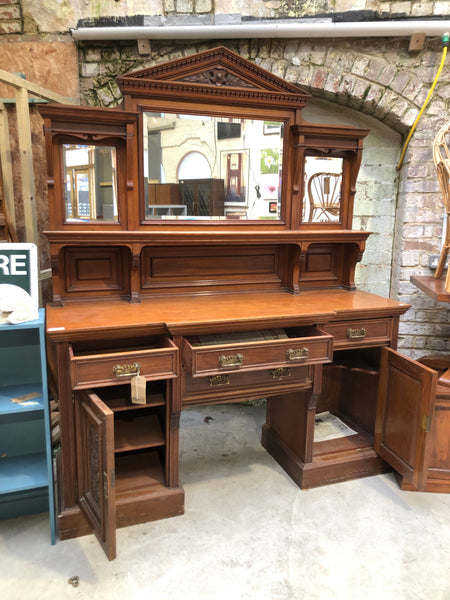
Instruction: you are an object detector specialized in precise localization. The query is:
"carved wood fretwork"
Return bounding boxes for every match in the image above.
[179,66,254,88]
[88,424,100,506]
[119,79,308,109]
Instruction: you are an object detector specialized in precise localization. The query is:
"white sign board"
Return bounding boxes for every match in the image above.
[0,243,39,323]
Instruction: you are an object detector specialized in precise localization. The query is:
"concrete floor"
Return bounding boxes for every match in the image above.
[1,403,450,600]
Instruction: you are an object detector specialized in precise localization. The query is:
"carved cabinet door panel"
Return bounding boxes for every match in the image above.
[374,348,437,491]
[75,390,116,560]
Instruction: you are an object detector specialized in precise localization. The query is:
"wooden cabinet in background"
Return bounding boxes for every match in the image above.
[179,178,225,217]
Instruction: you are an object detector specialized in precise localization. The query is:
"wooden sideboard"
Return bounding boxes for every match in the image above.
[46,289,413,559]
[39,47,449,560]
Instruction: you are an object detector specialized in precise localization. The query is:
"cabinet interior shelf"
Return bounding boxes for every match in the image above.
[0,453,48,494]
[114,413,165,453]
[115,451,165,494]
[313,430,372,456]
[106,392,165,412]
[313,412,373,455]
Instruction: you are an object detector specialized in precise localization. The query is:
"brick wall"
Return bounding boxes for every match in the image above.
[1,1,449,356]
[0,0,21,34]
[74,35,450,358]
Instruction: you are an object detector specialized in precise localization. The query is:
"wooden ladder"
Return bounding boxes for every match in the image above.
[0,166,17,242]
[0,71,77,246]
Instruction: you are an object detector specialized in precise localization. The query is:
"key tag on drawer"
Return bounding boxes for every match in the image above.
[131,370,147,404]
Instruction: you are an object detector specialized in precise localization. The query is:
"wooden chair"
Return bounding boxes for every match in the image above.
[433,122,450,279]
[307,172,342,222]
[418,354,450,388]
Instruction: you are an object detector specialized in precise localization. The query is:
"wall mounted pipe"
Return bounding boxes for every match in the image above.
[71,21,450,41]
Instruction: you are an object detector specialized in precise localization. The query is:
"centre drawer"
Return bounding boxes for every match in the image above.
[183,364,312,407]
[183,326,332,377]
[69,336,179,390]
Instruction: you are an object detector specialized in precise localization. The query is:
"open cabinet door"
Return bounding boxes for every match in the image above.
[75,390,116,560]
[374,348,437,491]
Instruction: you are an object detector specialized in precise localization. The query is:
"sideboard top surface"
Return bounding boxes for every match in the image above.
[46,290,410,341]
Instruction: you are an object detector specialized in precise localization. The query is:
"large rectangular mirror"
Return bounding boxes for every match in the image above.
[143,112,284,221]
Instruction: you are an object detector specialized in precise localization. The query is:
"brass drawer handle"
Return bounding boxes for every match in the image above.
[218,353,243,368]
[272,367,291,379]
[347,327,367,340]
[113,362,141,377]
[210,374,231,387]
[286,347,309,361]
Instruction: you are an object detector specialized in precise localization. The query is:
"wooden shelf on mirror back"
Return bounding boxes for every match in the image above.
[73,382,184,560]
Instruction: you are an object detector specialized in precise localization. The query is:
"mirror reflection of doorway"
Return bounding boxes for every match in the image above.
[225,152,243,203]
[177,151,211,180]
[63,145,118,222]
[177,152,215,216]
[65,168,91,219]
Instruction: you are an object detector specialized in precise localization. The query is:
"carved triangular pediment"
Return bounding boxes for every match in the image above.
[177,65,258,90]
[118,46,310,109]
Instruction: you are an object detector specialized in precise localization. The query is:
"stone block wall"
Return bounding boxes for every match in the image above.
[11,1,450,32]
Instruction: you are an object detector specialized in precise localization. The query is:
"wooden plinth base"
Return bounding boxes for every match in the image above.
[395,470,450,493]
[58,486,185,541]
[261,424,390,489]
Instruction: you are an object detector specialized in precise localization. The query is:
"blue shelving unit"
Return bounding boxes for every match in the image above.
[0,309,55,544]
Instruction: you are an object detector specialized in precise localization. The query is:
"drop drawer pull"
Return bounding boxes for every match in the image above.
[347,328,367,340]
[218,353,243,368]
[273,367,291,379]
[210,375,231,386]
[113,362,141,377]
[286,348,309,361]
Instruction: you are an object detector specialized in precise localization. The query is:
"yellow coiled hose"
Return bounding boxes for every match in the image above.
[396,35,448,170]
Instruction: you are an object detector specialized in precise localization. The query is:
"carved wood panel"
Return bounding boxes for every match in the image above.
[63,246,131,298]
[141,245,282,293]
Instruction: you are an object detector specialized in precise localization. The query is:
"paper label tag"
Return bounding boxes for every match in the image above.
[131,375,147,404]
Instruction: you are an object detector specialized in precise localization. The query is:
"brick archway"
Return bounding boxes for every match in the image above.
[78,38,449,356]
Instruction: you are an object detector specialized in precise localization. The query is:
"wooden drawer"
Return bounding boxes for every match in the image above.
[69,336,178,390]
[323,318,393,349]
[183,326,332,377]
[183,364,312,406]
